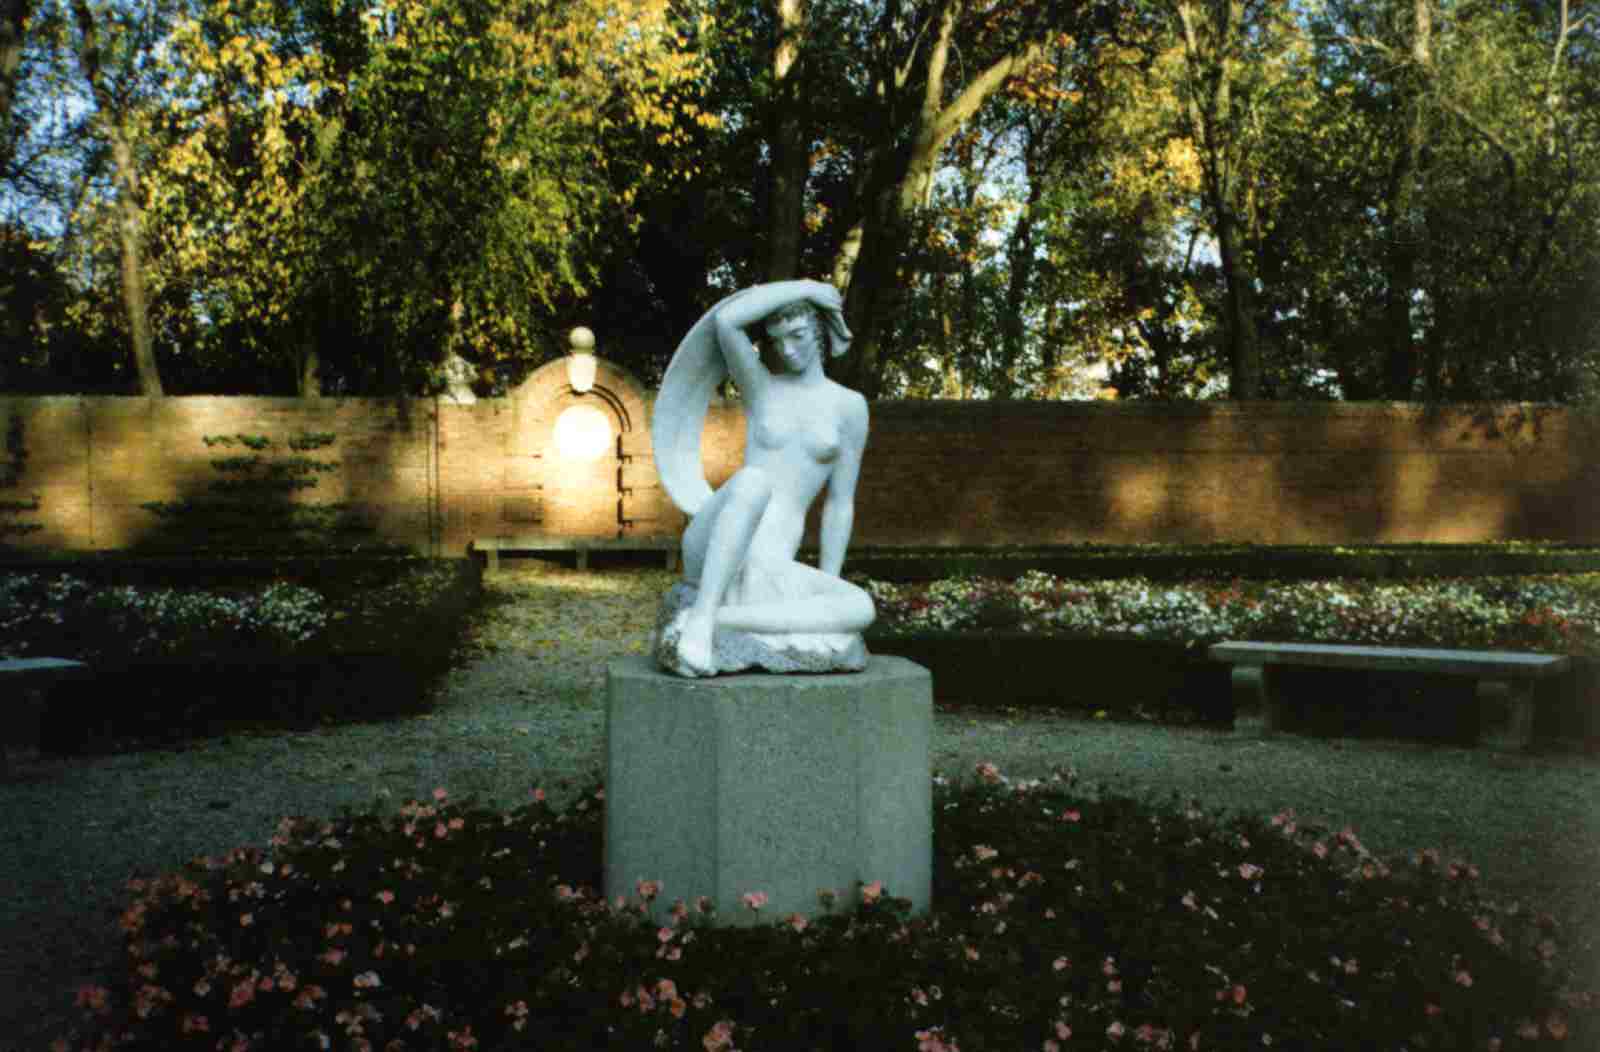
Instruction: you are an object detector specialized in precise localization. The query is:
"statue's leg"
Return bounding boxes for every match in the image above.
[675,468,774,675]
[714,563,875,635]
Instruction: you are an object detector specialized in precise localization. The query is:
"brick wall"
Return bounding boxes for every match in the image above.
[3,391,1596,556]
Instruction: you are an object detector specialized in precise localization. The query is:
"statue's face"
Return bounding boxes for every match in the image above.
[764,308,823,374]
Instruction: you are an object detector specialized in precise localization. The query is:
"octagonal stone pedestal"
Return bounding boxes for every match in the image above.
[604,654,932,927]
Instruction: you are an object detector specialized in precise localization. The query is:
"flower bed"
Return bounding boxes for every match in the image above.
[862,573,1600,655]
[51,769,1599,1052]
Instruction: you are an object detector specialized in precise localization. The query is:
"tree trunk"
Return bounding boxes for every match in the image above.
[1001,151,1045,397]
[765,0,807,282]
[1212,193,1259,398]
[1381,0,1431,400]
[73,0,162,395]
[1176,0,1260,399]
[0,0,32,176]
[109,132,162,396]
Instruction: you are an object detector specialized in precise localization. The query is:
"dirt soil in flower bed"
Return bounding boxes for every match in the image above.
[1,562,1599,1050]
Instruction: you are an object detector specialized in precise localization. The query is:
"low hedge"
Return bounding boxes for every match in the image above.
[841,543,1600,583]
[864,632,1234,725]
[11,557,483,754]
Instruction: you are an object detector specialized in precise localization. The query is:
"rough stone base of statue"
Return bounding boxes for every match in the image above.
[604,654,932,928]
[652,581,869,676]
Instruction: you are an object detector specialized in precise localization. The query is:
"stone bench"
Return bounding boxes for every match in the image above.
[1208,641,1572,748]
[471,535,679,573]
[1,657,91,776]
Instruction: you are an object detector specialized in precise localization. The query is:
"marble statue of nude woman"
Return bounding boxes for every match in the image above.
[651,280,876,677]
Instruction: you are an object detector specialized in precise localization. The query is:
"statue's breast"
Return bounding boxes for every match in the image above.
[752,407,841,464]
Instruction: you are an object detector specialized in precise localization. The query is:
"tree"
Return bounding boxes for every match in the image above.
[68,0,174,395]
[142,0,719,395]
[791,0,1129,398]
[1309,0,1600,401]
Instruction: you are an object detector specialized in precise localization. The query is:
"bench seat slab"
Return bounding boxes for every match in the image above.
[1210,641,1569,679]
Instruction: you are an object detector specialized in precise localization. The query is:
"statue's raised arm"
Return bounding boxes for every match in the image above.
[650,281,874,677]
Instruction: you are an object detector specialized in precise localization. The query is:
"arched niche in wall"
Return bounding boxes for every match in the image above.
[504,357,656,537]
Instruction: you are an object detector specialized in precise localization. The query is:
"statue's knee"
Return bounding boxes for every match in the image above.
[845,587,876,631]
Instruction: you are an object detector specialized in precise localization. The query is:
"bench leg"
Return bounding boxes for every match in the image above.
[577,549,588,571]
[1502,682,1534,750]
[1261,666,1295,733]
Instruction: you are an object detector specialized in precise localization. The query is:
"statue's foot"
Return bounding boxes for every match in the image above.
[675,610,717,677]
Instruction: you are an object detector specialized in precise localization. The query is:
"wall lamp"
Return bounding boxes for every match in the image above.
[568,326,597,394]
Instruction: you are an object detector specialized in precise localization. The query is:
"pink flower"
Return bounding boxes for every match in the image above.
[1425,1002,1441,1017]
[1108,979,1122,994]
[1455,969,1473,987]
[1055,1021,1072,1039]
[975,762,1003,784]
[432,788,449,802]
[703,1019,737,1052]
[973,845,998,861]
[1102,957,1119,977]
[1107,1020,1126,1042]
[1343,958,1359,976]
[657,978,679,1001]
[862,880,884,904]
[75,985,110,1015]
[1045,1042,1061,1052]
[788,914,809,933]
[1052,956,1070,972]
[435,822,449,839]
[1063,809,1081,823]
[658,926,674,944]
[229,981,256,1009]
[530,787,546,802]
[1311,841,1328,860]
[1238,863,1263,881]
[741,891,768,912]
[322,948,347,967]
[1181,891,1198,911]
[1135,1023,1159,1044]
[377,890,395,905]
[180,1013,209,1034]
[911,987,929,1006]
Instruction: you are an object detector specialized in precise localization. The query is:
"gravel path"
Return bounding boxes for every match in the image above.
[4,564,1598,1051]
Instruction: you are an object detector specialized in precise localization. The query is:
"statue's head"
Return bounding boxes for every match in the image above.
[761,297,851,374]
[763,303,826,373]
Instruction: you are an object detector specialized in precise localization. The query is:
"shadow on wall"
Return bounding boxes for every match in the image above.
[0,408,44,547]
